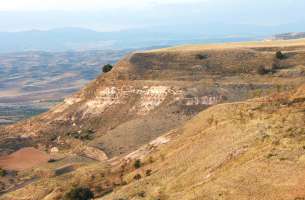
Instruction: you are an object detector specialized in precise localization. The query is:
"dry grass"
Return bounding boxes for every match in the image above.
[149,38,305,52]
[2,40,305,200]
[97,86,305,200]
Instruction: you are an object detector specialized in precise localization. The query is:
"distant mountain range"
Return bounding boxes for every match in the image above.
[0,27,263,53]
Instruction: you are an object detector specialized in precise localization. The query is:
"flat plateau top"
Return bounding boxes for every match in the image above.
[148,38,305,52]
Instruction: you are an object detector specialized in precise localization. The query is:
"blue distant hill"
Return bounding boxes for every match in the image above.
[0,24,304,53]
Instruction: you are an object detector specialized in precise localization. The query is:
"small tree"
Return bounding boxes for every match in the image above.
[134,160,142,169]
[276,51,285,59]
[102,64,113,73]
[64,187,94,200]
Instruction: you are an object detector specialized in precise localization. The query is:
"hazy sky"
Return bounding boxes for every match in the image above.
[0,0,205,11]
[0,0,304,32]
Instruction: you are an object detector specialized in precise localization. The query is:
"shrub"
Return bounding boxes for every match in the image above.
[137,191,146,197]
[64,187,94,200]
[133,174,142,180]
[48,159,56,163]
[67,130,94,141]
[79,132,93,140]
[196,54,208,60]
[0,168,6,177]
[257,65,269,75]
[145,169,152,176]
[102,64,113,73]
[134,160,142,169]
[276,51,285,59]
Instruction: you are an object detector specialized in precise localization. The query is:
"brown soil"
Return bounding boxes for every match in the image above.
[0,147,50,171]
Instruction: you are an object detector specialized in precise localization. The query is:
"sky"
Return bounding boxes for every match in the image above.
[0,0,304,32]
[0,0,205,11]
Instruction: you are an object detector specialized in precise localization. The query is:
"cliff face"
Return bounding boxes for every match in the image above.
[2,40,305,158]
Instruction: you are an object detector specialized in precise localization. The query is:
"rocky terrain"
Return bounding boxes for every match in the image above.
[0,39,305,199]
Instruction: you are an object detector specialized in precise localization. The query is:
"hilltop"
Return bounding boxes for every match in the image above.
[1,39,305,199]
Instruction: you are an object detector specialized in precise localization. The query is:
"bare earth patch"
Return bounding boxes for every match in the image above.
[0,147,50,171]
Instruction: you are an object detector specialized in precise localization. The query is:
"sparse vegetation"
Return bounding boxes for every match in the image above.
[146,169,152,176]
[134,159,142,169]
[103,64,113,73]
[196,54,208,60]
[0,168,6,177]
[137,191,146,197]
[133,174,142,180]
[63,187,94,200]
[2,39,305,200]
[67,129,94,141]
[276,51,285,59]
[48,159,57,163]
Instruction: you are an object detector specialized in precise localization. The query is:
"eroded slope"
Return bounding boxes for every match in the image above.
[2,84,305,200]
[2,40,305,159]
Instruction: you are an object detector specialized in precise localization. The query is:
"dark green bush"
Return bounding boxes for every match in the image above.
[276,51,285,59]
[64,187,94,200]
[0,168,6,177]
[103,64,113,73]
[196,54,208,60]
[134,160,142,169]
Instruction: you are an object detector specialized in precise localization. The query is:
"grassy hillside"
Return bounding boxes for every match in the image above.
[1,39,305,199]
[2,84,304,200]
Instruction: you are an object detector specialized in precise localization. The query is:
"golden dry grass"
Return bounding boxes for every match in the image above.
[2,40,305,200]
[98,86,305,200]
[149,38,305,52]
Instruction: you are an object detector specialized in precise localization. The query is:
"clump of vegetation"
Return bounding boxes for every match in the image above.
[267,153,277,159]
[146,169,152,176]
[207,115,214,126]
[276,51,285,59]
[64,187,94,200]
[67,129,94,141]
[137,191,146,197]
[48,159,57,163]
[0,168,6,177]
[196,54,208,60]
[134,159,142,169]
[133,174,142,180]
[257,65,269,75]
[103,64,113,73]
